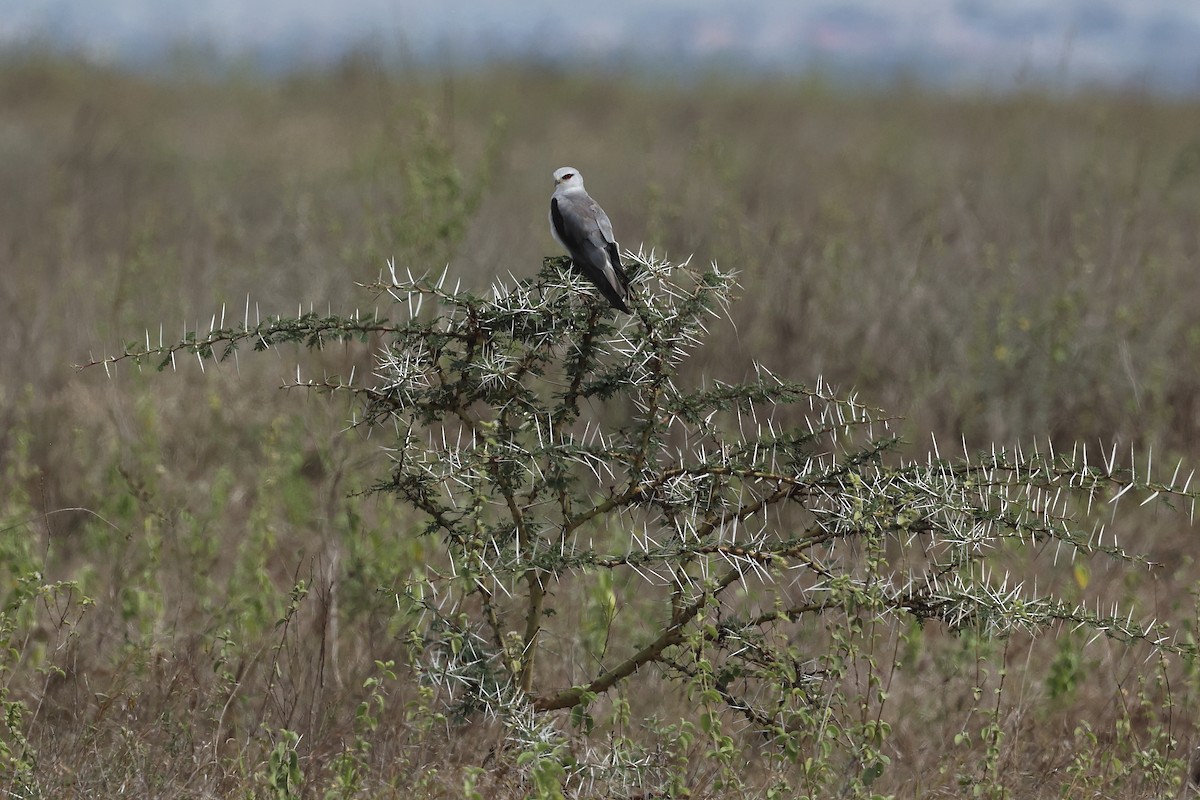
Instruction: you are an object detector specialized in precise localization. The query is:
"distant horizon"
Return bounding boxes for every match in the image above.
[6,0,1200,95]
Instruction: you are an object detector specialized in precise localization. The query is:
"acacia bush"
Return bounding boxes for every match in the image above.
[90,252,1200,797]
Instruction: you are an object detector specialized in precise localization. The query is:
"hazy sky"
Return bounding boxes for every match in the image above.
[6,0,1200,91]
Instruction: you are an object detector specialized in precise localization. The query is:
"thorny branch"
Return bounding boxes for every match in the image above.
[86,251,1200,732]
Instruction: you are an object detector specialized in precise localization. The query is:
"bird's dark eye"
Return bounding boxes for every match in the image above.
[563,173,574,180]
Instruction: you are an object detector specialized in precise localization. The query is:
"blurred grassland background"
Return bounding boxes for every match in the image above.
[5,52,1200,795]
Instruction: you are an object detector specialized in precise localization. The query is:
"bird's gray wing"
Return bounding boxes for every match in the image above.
[591,205,630,295]
[550,193,631,312]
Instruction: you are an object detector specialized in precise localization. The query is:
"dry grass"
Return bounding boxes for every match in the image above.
[3,53,1200,797]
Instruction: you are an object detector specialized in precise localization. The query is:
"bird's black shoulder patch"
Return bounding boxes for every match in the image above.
[550,197,572,247]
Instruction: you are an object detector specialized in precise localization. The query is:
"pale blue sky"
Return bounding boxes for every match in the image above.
[6,0,1200,91]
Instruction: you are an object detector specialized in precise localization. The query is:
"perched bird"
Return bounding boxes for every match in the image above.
[549,167,632,313]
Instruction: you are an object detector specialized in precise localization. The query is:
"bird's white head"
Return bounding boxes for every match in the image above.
[553,166,585,191]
